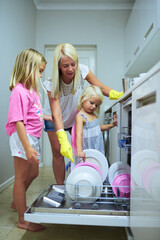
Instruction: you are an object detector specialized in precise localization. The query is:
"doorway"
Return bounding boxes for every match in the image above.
[42,45,97,166]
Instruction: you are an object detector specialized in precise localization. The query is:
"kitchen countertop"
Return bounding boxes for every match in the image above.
[104,60,160,113]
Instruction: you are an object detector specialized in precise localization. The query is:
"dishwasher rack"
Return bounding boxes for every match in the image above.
[25,184,130,219]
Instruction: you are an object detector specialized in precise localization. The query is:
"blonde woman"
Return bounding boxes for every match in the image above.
[6,49,47,231]
[72,85,117,161]
[43,43,123,184]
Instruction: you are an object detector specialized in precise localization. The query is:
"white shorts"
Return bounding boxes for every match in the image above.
[9,131,41,160]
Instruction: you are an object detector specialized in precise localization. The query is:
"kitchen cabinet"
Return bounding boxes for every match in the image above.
[125,0,160,76]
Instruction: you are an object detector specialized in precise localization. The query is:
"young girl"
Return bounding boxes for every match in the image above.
[72,85,117,161]
[5,49,47,232]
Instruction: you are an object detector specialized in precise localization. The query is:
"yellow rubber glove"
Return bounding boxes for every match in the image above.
[109,90,124,100]
[56,130,74,163]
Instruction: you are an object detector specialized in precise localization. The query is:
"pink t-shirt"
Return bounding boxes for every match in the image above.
[5,83,44,138]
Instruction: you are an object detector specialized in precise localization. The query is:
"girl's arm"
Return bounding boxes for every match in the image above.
[100,114,118,131]
[75,115,85,161]
[47,91,64,130]
[15,121,39,164]
[85,70,123,99]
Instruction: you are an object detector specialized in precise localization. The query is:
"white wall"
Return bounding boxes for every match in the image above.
[36,9,130,110]
[0,0,36,191]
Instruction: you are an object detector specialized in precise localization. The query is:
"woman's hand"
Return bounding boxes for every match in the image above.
[56,130,74,163]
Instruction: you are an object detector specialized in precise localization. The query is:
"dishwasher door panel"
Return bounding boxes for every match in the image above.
[131,69,160,239]
[24,184,130,227]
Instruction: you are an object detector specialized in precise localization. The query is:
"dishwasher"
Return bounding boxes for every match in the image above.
[24,149,131,229]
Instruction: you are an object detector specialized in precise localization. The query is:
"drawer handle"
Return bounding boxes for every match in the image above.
[136,91,156,108]
[144,23,154,40]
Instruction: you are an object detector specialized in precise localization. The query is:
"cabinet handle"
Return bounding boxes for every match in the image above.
[133,46,139,56]
[144,23,154,40]
[136,91,156,108]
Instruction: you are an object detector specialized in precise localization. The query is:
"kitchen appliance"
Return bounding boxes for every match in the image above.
[118,96,132,166]
[130,67,160,239]
[103,110,112,161]
[108,102,121,165]
[25,149,131,229]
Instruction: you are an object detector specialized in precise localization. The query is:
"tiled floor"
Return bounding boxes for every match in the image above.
[0,166,127,240]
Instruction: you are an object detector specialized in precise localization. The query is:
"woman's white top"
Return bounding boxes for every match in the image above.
[43,64,89,129]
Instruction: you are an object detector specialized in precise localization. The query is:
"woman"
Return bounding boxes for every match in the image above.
[43,43,123,184]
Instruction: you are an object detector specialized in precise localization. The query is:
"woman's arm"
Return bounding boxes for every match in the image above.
[85,70,112,97]
[85,70,123,99]
[75,115,85,161]
[47,91,64,131]
[15,121,39,164]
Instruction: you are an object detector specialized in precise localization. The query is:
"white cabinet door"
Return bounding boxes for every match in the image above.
[125,0,158,75]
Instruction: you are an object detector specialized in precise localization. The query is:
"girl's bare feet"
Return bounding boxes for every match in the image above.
[17,220,46,232]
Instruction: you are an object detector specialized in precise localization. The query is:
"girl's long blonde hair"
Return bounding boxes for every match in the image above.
[77,85,104,116]
[9,49,47,94]
[51,43,79,98]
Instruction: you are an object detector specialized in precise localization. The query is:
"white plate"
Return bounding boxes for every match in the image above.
[108,162,130,185]
[132,150,159,187]
[66,165,103,201]
[83,149,109,182]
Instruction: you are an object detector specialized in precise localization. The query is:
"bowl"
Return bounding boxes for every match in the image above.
[112,173,131,198]
[108,162,130,185]
[65,165,103,201]
[73,162,103,179]
[82,149,109,182]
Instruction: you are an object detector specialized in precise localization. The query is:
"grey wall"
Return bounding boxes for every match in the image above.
[0,0,36,191]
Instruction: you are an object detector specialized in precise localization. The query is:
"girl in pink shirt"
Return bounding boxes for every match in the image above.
[5,49,47,232]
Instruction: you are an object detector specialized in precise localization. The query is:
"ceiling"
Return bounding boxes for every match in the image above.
[33,0,135,10]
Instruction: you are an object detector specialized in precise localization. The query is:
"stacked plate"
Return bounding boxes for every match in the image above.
[108,162,131,198]
[65,149,108,201]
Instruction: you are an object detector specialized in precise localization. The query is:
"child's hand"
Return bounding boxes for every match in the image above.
[113,114,118,126]
[25,146,40,164]
[77,151,86,162]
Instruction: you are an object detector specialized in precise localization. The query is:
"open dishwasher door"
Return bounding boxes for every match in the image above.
[24,183,130,227]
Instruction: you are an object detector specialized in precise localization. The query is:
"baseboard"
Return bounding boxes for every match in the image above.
[0,176,15,193]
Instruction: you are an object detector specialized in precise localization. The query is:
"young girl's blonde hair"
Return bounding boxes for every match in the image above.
[51,43,79,98]
[77,85,104,116]
[9,49,47,94]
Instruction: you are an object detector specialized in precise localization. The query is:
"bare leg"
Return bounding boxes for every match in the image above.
[13,157,46,232]
[47,131,65,184]
[10,158,39,210]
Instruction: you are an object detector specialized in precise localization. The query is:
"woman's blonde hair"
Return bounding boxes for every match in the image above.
[9,49,47,94]
[51,43,79,97]
[77,85,103,116]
